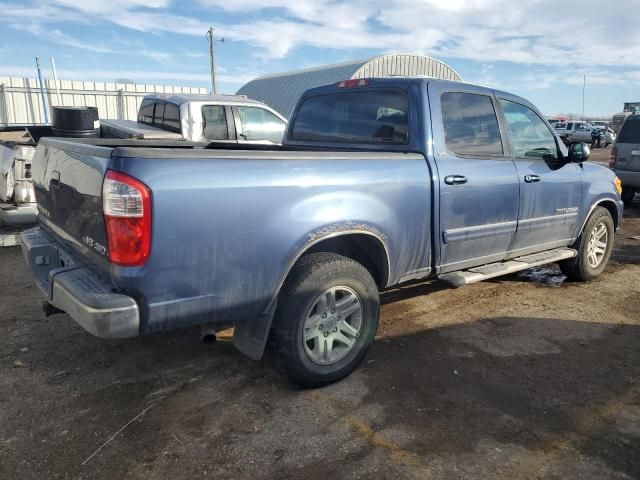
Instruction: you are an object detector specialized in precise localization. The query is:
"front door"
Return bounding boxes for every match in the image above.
[232,106,287,144]
[496,97,582,255]
[429,84,521,273]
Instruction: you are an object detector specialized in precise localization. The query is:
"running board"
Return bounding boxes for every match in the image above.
[438,248,577,288]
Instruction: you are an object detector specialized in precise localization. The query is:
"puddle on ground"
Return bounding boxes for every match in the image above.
[516,267,567,287]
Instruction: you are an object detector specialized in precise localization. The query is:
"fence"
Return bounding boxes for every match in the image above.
[0,77,207,126]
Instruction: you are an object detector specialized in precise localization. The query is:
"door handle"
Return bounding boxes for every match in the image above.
[444,175,468,185]
[524,174,541,183]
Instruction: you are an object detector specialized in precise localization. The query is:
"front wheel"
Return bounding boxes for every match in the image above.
[559,207,614,281]
[269,252,380,388]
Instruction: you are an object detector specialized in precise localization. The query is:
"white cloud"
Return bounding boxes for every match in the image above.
[2,0,640,96]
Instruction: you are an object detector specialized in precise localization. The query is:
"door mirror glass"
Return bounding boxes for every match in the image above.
[568,142,590,162]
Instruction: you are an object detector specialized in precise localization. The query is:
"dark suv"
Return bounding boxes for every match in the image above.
[610,114,640,205]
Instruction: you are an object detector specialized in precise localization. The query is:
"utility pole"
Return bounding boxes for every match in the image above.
[35,57,49,124]
[582,74,586,120]
[206,27,225,94]
[50,57,62,106]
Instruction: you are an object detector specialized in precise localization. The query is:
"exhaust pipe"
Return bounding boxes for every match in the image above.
[201,324,217,344]
[42,301,64,317]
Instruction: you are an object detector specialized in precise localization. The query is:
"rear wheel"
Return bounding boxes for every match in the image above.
[269,252,379,388]
[559,207,614,281]
[621,187,636,206]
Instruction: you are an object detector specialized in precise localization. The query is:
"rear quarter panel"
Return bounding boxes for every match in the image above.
[108,151,431,333]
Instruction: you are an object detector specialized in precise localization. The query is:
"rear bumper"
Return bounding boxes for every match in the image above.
[20,227,139,338]
[614,169,640,189]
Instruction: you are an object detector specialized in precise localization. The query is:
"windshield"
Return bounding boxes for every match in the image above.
[290,90,409,144]
[618,119,640,143]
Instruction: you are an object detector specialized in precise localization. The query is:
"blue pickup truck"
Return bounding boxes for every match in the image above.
[21,78,623,387]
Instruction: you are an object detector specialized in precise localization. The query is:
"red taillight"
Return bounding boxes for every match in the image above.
[337,79,369,88]
[608,146,617,168]
[103,170,152,266]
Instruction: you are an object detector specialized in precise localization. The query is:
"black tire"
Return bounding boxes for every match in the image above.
[51,106,100,138]
[621,187,636,206]
[269,252,379,388]
[559,207,614,281]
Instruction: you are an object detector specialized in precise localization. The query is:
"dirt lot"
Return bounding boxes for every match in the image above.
[1,192,639,479]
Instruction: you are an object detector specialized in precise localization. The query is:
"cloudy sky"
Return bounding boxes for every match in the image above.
[1,0,639,116]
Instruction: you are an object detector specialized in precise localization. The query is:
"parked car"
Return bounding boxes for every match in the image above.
[610,114,640,205]
[602,127,616,147]
[590,127,616,149]
[21,78,623,387]
[590,120,609,129]
[554,121,594,144]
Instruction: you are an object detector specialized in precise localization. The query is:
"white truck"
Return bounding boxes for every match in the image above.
[102,93,288,144]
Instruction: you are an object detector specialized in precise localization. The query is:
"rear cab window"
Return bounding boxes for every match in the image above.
[163,103,181,133]
[618,118,640,143]
[137,98,181,134]
[440,92,503,156]
[138,99,155,125]
[290,90,409,144]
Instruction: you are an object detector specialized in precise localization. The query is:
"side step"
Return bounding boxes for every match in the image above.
[438,248,577,288]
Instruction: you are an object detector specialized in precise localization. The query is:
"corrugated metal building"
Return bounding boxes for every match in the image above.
[236,54,462,118]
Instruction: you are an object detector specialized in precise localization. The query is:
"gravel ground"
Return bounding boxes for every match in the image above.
[0,195,638,480]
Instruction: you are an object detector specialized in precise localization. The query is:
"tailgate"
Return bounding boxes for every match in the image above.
[32,138,112,263]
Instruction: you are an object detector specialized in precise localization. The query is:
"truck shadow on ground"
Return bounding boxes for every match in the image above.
[3,311,638,478]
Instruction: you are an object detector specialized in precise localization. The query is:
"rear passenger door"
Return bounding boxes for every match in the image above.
[429,83,520,273]
[496,97,581,254]
[202,105,235,142]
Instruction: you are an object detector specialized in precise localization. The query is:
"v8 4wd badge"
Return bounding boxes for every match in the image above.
[82,236,107,256]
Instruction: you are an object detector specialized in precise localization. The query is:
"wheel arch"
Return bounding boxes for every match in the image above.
[583,199,620,233]
[232,230,391,361]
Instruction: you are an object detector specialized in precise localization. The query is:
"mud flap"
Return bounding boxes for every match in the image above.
[233,299,277,361]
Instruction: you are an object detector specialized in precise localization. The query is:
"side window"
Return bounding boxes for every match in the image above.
[163,103,181,133]
[566,122,574,130]
[153,102,165,127]
[138,99,154,125]
[202,105,229,141]
[236,106,286,144]
[441,92,503,156]
[499,99,559,161]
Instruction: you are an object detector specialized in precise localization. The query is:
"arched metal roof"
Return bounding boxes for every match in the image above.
[236,54,462,118]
